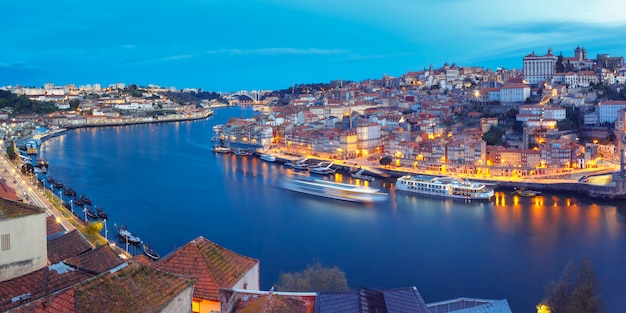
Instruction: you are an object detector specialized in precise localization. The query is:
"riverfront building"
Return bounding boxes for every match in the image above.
[0,198,46,282]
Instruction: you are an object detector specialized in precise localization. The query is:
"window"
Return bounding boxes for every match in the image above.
[1,233,10,251]
[192,300,200,313]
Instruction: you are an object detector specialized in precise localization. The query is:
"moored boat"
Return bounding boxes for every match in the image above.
[309,162,335,175]
[233,148,251,156]
[64,186,76,197]
[280,176,388,203]
[260,153,277,162]
[350,168,376,182]
[96,207,108,220]
[511,188,539,197]
[117,225,141,245]
[395,174,494,200]
[213,146,231,153]
[143,244,160,261]
[79,194,92,206]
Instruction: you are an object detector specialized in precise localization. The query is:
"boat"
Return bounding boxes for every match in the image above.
[260,153,277,162]
[73,198,85,207]
[280,176,388,203]
[213,146,231,153]
[64,186,76,197]
[84,207,98,220]
[79,194,92,206]
[143,244,160,261]
[117,225,141,245]
[309,162,335,175]
[233,148,251,156]
[350,168,375,182]
[96,207,108,220]
[284,158,310,171]
[53,181,64,190]
[395,175,494,200]
[511,188,538,197]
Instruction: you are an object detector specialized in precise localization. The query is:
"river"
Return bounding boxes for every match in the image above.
[38,106,626,312]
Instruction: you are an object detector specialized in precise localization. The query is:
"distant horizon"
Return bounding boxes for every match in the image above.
[2,0,626,92]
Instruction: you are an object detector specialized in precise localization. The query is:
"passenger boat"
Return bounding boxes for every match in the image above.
[260,153,277,162]
[280,176,388,203]
[143,244,160,261]
[284,158,309,170]
[117,225,141,245]
[309,162,335,175]
[233,148,251,156]
[350,168,375,182]
[213,146,231,153]
[395,175,494,200]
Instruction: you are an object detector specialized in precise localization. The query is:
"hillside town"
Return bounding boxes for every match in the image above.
[1,46,626,312]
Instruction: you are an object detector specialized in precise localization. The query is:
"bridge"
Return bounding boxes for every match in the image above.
[220,90,271,102]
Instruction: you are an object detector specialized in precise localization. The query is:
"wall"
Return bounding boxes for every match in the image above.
[0,212,47,282]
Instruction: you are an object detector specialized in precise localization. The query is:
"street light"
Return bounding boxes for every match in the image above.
[83,208,87,221]
[103,219,108,240]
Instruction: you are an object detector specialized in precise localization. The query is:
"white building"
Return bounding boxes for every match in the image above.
[523,49,558,85]
[598,100,626,124]
[0,199,47,282]
[543,107,567,121]
[500,84,530,103]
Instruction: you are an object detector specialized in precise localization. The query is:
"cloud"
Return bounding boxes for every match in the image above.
[205,48,352,56]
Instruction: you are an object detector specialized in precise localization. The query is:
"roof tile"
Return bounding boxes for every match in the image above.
[47,230,92,264]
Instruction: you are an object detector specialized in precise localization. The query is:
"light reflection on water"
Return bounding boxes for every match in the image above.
[38,107,626,313]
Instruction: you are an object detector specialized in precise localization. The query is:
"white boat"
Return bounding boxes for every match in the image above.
[350,168,375,182]
[284,158,309,170]
[395,175,494,200]
[117,225,141,244]
[280,177,388,203]
[309,162,335,175]
[213,146,231,153]
[260,153,277,162]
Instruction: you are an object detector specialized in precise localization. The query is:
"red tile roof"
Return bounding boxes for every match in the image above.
[63,244,124,274]
[0,266,93,312]
[221,289,316,313]
[152,236,259,301]
[9,288,76,313]
[74,262,195,313]
[0,180,21,202]
[47,230,93,264]
[46,215,65,237]
[0,197,43,219]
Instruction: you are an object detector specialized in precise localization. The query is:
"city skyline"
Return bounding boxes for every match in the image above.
[2,0,626,91]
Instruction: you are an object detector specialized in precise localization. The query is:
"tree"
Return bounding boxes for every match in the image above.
[69,99,80,110]
[6,144,16,160]
[379,156,393,166]
[539,259,606,313]
[275,260,351,292]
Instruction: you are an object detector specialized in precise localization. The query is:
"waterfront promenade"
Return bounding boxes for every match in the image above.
[0,153,75,232]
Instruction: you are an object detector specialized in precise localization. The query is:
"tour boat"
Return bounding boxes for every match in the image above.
[350,168,375,182]
[309,162,335,175]
[233,148,251,156]
[284,158,309,170]
[260,153,277,162]
[213,146,231,153]
[280,176,388,203]
[395,174,494,200]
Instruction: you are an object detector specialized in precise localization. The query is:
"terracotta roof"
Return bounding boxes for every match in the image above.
[73,262,196,313]
[152,236,259,301]
[47,230,92,264]
[46,215,65,238]
[0,179,21,202]
[9,288,76,313]
[0,266,92,312]
[131,253,154,266]
[63,244,124,274]
[0,197,44,219]
[220,289,316,313]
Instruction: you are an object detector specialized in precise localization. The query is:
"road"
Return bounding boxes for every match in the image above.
[0,154,75,232]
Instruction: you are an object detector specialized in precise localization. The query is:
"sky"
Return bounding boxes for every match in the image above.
[2,0,626,92]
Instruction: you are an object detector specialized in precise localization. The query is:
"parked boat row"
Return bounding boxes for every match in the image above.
[115,224,160,261]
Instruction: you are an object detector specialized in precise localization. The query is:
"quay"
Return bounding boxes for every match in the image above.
[266,151,625,200]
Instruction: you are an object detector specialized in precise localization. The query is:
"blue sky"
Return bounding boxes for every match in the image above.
[2,0,626,92]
